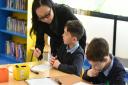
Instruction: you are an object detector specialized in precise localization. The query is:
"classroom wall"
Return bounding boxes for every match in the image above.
[116,21,128,59]
[76,14,113,54]
[76,14,128,59]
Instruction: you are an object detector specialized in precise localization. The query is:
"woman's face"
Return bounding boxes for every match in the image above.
[36,5,54,24]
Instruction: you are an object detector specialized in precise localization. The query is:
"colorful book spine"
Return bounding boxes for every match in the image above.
[6,0,27,10]
[6,16,27,35]
[6,40,26,62]
[6,41,10,55]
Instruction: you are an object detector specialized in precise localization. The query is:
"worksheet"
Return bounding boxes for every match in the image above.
[73,82,91,85]
[30,63,51,72]
[26,78,58,85]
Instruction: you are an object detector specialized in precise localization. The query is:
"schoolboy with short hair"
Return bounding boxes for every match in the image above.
[82,38,126,85]
[50,20,85,76]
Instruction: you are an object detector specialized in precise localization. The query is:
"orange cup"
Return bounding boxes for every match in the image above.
[0,68,9,83]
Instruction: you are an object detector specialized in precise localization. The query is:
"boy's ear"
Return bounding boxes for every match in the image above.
[73,37,77,42]
[103,56,108,62]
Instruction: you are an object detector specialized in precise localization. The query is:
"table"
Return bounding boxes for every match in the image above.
[0,61,91,85]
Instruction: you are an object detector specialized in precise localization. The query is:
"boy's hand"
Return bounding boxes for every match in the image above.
[52,59,61,69]
[50,56,56,65]
[87,68,100,77]
[33,48,41,58]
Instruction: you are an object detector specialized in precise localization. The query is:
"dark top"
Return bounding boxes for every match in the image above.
[82,55,126,85]
[57,44,84,76]
[35,4,86,60]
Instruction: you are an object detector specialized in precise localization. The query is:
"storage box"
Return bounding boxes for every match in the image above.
[13,64,30,80]
[0,68,9,82]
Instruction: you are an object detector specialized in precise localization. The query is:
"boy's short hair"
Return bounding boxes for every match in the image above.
[65,20,84,40]
[86,38,109,62]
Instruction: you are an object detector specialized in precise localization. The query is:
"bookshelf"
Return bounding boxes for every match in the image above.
[0,29,27,38]
[0,0,28,64]
[0,8,27,13]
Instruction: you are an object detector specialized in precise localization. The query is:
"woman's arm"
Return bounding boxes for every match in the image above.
[35,32,45,60]
[79,30,86,52]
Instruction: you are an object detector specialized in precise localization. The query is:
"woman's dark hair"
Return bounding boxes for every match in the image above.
[86,38,109,62]
[30,0,54,36]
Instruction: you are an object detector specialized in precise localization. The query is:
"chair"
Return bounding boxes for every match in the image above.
[80,59,91,78]
[124,68,128,85]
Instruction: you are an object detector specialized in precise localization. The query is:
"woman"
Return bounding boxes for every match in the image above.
[30,0,86,60]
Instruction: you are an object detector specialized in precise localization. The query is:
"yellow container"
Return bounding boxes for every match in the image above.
[13,64,30,81]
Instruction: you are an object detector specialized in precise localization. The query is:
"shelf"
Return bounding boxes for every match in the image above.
[0,0,28,63]
[0,53,24,63]
[0,53,21,64]
[0,29,27,38]
[0,8,27,14]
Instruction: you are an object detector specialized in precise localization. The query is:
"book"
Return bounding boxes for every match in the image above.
[73,82,91,85]
[6,0,27,10]
[6,40,26,62]
[26,78,59,85]
[6,41,10,55]
[6,16,27,35]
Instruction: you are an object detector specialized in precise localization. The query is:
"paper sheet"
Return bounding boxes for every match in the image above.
[30,63,51,72]
[26,78,58,85]
[73,82,91,85]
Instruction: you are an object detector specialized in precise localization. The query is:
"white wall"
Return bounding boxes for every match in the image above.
[75,14,114,53]
[116,21,128,59]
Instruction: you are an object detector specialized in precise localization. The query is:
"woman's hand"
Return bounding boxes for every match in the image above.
[33,48,41,58]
